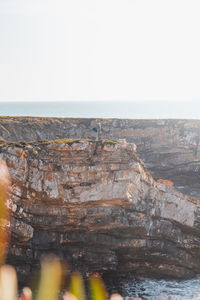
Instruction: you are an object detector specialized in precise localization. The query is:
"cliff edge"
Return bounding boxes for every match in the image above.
[0,139,200,283]
[1,117,200,199]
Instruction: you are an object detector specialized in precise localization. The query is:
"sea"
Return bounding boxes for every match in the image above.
[0,101,200,118]
[118,276,200,299]
[1,100,200,299]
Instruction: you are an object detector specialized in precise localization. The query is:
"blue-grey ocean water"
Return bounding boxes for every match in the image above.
[1,101,200,299]
[121,276,200,299]
[0,101,200,118]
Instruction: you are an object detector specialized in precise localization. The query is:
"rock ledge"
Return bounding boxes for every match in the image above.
[0,139,199,283]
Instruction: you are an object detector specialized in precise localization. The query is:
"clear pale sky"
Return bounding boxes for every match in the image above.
[0,0,200,103]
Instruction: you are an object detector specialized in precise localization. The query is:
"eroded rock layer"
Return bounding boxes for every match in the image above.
[1,118,200,198]
[0,139,200,283]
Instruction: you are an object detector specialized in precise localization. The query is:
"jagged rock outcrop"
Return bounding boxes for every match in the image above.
[0,139,200,284]
[1,117,200,199]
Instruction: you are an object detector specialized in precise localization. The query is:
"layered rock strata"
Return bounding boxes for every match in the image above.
[1,118,200,198]
[0,139,200,283]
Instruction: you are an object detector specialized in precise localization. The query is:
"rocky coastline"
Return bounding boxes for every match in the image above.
[1,117,200,198]
[1,117,200,285]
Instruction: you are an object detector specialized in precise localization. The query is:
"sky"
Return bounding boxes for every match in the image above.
[0,0,200,103]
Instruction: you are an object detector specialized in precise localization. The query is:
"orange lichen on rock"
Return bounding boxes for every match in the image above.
[18,149,27,159]
[156,179,174,187]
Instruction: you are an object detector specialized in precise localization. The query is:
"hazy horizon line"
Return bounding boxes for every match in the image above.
[1,101,200,119]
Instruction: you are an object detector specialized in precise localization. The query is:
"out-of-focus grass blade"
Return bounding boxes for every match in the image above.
[19,287,33,300]
[89,273,108,300]
[0,160,11,265]
[69,272,86,300]
[110,294,123,300]
[36,256,62,300]
[63,291,78,300]
[0,264,18,300]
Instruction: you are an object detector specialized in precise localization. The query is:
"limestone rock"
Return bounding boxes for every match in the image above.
[0,139,200,284]
[1,118,200,199]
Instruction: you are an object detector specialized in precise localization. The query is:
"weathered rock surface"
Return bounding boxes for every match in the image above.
[1,117,200,198]
[0,139,200,283]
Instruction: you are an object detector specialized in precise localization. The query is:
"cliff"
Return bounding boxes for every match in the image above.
[1,138,200,284]
[1,117,200,198]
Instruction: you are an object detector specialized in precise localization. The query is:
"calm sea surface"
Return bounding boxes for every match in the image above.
[0,101,200,118]
[119,276,200,299]
[1,101,200,299]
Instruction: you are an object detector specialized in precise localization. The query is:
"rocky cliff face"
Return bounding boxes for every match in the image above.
[1,138,200,284]
[1,117,200,199]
